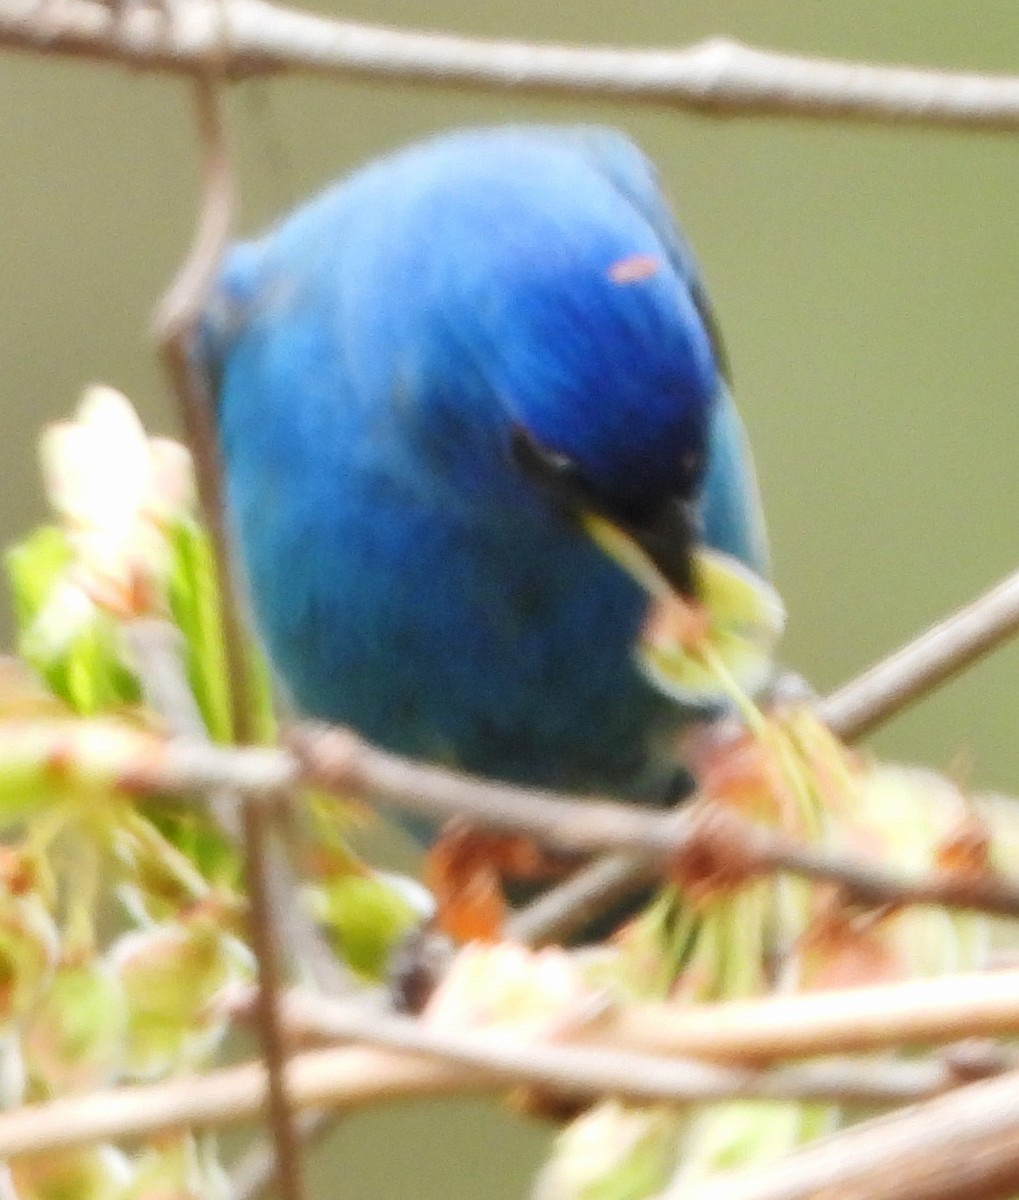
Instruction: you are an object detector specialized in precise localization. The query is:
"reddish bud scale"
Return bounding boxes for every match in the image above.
[936,811,993,877]
[667,803,764,905]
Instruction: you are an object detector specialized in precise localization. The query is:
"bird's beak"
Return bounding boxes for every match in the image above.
[607,499,699,599]
[579,508,698,601]
[510,425,700,599]
[583,507,786,706]
[509,426,784,707]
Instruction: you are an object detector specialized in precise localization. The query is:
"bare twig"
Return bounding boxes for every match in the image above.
[817,566,1019,742]
[32,717,1000,923]
[281,968,1019,1068]
[126,737,297,795]
[231,1110,334,1200]
[0,711,1007,926]
[7,0,1019,132]
[241,801,307,1200]
[269,1003,927,1108]
[288,724,695,859]
[152,75,252,745]
[152,76,307,1199]
[3,971,1019,1160]
[679,1064,1019,1200]
[0,1044,481,1160]
[507,852,652,944]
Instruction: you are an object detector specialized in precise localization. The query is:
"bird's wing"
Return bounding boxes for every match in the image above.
[700,382,771,577]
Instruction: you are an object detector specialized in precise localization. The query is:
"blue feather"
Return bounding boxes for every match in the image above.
[205,126,770,800]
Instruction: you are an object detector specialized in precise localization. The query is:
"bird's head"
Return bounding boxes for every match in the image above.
[477,229,719,602]
[509,423,704,599]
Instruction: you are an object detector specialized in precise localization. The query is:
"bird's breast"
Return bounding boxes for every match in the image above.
[226,426,681,795]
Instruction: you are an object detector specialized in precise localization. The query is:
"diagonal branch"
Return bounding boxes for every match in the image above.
[817,566,1019,742]
[280,967,1019,1068]
[284,725,1019,920]
[7,0,1019,131]
[679,1063,1019,1200]
[77,718,1018,923]
[514,563,1019,942]
[2,968,1019,1160]
[0,1043,479,1161]
[108,722,1019,921]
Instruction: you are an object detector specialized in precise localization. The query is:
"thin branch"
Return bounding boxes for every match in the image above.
[2,972,1019,1160]
[125,624,316,1194]
[7,0,1019,132]
[231,1110,334,1200]
[281,968,1019,1068]
[152,75,253,745]
[288,724,696,859]
[152,76,307,1197]
[516,563,1019,942]
[270,1003,937,1109]
[507,852,653,944]
[241,800,308,1200]
[0,1044,481,1161]
[128,621,342,1189]
[680,1064,1019,1200]
[126,737,297,795]
[284,725,1019,921]
[0,710,1005,928]
[817,566,1019,742]
[125,621,351,1192]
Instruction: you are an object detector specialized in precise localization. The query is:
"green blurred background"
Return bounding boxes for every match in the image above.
[4,1,1019,1196]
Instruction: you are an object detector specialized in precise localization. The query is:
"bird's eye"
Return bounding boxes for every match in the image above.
[509,425,593,513]
[510,426,699,596]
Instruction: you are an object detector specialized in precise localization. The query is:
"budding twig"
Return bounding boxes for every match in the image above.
[285,725,1019,921]
[55,720,1003,924]
[515,562,1019,941]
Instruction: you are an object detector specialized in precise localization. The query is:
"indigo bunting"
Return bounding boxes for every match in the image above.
[204,126,772,804]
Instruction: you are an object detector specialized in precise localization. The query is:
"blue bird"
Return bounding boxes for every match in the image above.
[203,126,771,807]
